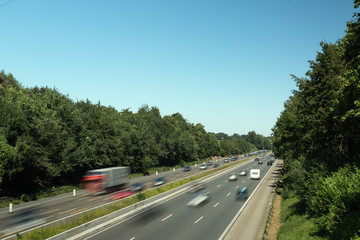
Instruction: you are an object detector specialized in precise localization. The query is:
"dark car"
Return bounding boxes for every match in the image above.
[154,177,165,186]
[130,182,144,191]
[213,163,220,168]
[267,160,274,165]
[255,158,259,161]
[184,166,191,171]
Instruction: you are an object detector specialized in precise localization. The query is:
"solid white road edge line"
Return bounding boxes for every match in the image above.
[218,160,278,240]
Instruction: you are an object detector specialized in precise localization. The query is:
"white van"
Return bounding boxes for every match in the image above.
[250,169,261,180]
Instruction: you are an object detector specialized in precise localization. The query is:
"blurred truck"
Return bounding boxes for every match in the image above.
[81,167,130,193]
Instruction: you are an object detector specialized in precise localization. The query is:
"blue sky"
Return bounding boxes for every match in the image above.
[0,0,356,136]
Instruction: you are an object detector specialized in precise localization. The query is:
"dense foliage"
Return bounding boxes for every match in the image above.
[273,1,360,239]
[0,72,267,197]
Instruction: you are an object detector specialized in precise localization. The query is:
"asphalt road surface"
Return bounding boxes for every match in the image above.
[0,154,265,239]
[85,158,275,240]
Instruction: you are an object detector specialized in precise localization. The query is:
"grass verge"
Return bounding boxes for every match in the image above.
[277,196,326,240]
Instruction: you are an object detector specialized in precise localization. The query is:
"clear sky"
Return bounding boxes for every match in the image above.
[0,0,356,136]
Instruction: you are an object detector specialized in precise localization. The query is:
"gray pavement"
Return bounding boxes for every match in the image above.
[224,159,283,240]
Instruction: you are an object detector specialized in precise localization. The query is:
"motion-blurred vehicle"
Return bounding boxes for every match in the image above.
[224,158,229,163]
[187,190,210,206]
[207,161,212,166]
[199,164,207,170]
[235,187,248,200]
[190,182,205,193]
[238,170,247,176]
[250,169,261,180]
[183,166,191,171]
[213,163,220,168]
[228,173,238,181]
[255,158,259,161]
[154,177,165,186]
[267,160,274,165]
[81,166,130,193]
[258,160,263,164]
[109,188,135,201]
[131,182,144,191]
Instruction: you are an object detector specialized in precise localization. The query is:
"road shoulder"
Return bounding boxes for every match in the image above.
[224,160,283,240]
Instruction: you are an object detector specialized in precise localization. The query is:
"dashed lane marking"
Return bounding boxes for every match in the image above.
[40,209,60,215]
[71,208,88,215]
[194,216,203,224]
[161,214,173,222]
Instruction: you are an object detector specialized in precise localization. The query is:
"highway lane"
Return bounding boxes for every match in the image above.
[0,154,264,238]
[86,157,274,240]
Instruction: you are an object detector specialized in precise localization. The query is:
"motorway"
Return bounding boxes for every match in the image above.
[85,157,275,240]
[0,154,266,239]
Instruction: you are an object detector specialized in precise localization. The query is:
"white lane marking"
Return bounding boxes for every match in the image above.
[235,186,239,189]
[227,192,231,196]
[161,214,173,222]
[57,208,76,215]
[213,202,220,208]
[130,237,135,240]
[194,216,203,224]
[217,184,221,188]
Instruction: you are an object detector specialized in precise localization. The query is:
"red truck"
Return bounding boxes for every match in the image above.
[81,166,130,193]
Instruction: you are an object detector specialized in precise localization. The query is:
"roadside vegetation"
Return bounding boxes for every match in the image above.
[0,69,271,200]
[272,1,360,239]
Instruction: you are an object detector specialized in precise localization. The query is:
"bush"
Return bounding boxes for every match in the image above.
[307,165,360,234]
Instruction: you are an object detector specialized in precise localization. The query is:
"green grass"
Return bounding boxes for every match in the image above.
[278,196,326,240]
[16,156,250,240]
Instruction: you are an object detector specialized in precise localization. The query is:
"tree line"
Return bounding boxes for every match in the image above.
[0,72,271,197]
[272,1,360,239]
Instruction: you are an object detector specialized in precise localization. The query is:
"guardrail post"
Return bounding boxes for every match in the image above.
[73,189,76,197]
[9,203,13,214]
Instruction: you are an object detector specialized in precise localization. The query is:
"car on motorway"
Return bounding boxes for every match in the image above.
[250,169,261,180]
[255,157,259,161]
[154,177,165,186]
[228,173,238,181]
[235,187,248,200]
[224,158,229,163]
[267,160,274,165]
[207,161,212,166]
[109,188,136,201]
[258,160,263,164]
[238,170,247,176]
[213,163,220,168]
[199,164,207,170]
[187,190,210,206]
[130,182,144,191]
[183,165,191,171]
